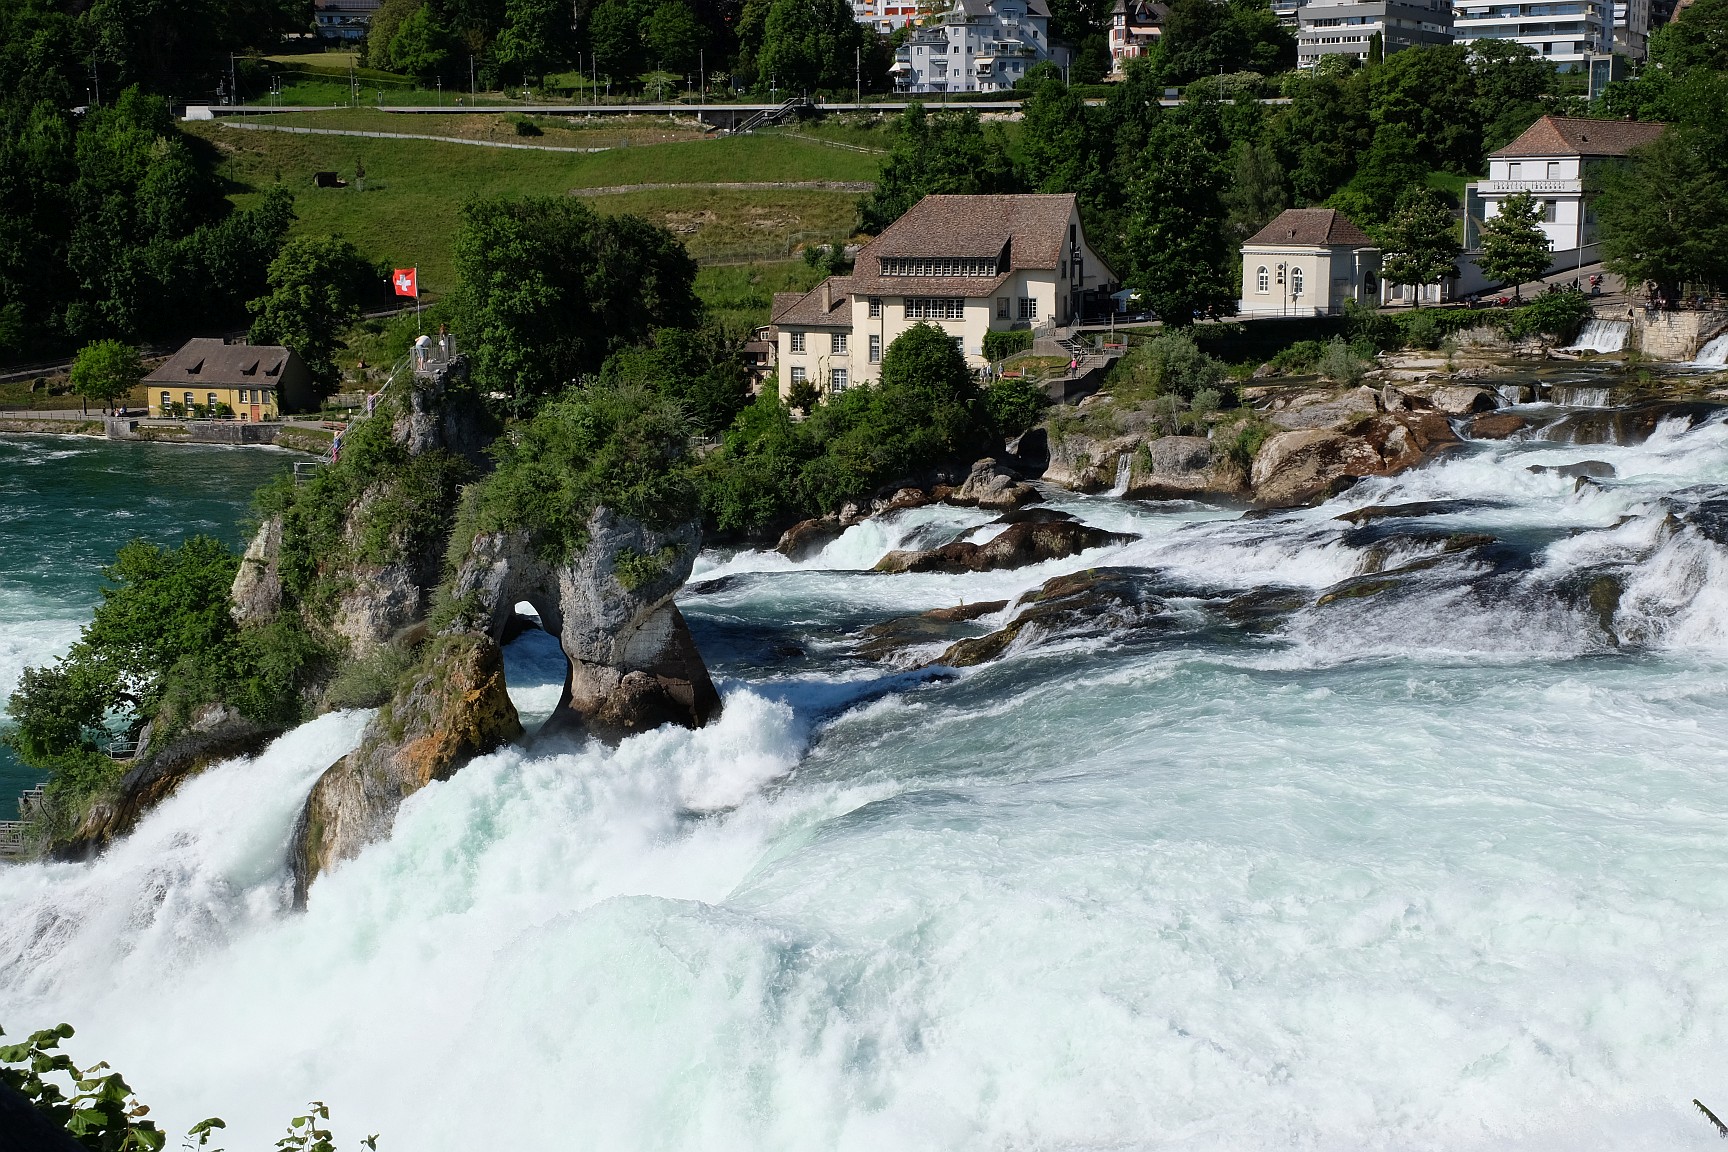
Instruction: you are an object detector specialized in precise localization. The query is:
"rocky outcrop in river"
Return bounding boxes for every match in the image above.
[289,633,521,905]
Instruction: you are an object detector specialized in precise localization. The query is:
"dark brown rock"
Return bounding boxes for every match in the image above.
[1250,413,1461,508]
[875,519,1136,574]
[939,567,1172,667]
[776,517,844,561]
[55,703,278,862]
[1467,412,1532,440]
[857,600,1009,661]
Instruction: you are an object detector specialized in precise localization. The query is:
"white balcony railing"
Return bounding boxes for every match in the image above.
[1480,178,1583,194]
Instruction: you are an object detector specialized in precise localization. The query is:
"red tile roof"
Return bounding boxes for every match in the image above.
[1244,208,1375,248]
[1490,115,1666,158]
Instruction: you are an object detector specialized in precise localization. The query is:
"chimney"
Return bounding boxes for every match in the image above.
[821,280,832,312]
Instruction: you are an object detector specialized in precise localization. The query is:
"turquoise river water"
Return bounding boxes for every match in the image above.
[1,397,1727,1150]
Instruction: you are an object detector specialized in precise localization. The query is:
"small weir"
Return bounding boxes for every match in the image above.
[1695,331,1728,367]
[1564,319,1630,354]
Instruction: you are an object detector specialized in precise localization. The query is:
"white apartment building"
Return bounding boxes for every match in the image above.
[852,0,935,33]
[770,194,1115,399]
[1451,0,1611,70]
[1463,114,1664,262]
[890,0,1067,93]
[1297,0,1455,65]
[1613,0,1650,57]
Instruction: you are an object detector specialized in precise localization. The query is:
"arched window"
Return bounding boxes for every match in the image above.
[1256,266,1270,294]
[1291,267,1305,297]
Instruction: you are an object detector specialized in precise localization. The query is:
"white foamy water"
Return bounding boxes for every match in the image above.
[4,400,1728,1150]
[1564,319,1629,354]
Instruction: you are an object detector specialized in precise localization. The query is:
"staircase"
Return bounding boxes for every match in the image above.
[729,97,808,134]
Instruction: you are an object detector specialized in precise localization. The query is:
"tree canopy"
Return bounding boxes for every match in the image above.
[248,236,382,390]
[452,195,700,409]
[1477,191,1552,295]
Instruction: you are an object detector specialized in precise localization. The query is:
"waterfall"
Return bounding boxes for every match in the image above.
[1497,385,1530,406]
[1550,385,1613,408]
[1563,320,1629,354]
[1108,452,1133,498]
[1694,331,1728,367]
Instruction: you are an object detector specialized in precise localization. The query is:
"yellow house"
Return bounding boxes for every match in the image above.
[144,338,314,420]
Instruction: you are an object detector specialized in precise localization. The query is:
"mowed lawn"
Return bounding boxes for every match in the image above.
[186,117,880,293]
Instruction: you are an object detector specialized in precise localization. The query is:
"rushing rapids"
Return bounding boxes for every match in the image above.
[2,392,1728,1150]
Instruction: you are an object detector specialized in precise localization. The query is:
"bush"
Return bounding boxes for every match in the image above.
[476,384,698,562]
[983,375,1049,436]
[508,114,543,136]
[1401,308,1444,350]
[1500,286,1592,344]
[1343,299,1401,352]
[1110,329,1229,404]
[1266,339,1325,375]
[1315,337,1369,385]
[1219,416,1276,469]
[982,328,1034,361]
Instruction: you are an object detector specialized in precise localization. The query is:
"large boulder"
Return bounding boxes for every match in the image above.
[1266,385,1383,431]
[1250,413,1460,508]
[875,519,1137,574]
[940,567,1175,666]
[947,458,1042,509]
[447,507,721,742]
[776,518,845,562]
[1122,435,1249,501]
[1042,431,1139,491]
[289,632,521,905]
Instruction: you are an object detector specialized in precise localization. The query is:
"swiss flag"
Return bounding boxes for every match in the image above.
[392,267,418,297]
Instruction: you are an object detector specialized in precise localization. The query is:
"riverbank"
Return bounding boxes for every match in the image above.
[0,435,292,817]
[0,413,334,455]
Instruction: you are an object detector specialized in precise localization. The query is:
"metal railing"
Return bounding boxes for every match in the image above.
[0,821,26,858]
[108,736,139,759]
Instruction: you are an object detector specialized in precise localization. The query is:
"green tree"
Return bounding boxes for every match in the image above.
[1018,74,1095,196]
[597,325,750,435]
[750,0,864,93]
[1123,106,1235,324]
[1470,39,1554,154]
[1326,121,1428,226]
[1272,63,1373,206]
[452,196,700,409]
[1223,139,1288,247]
[1367,43,1480,174]
[642,0,703,72]
[859,104,1019,232]
[1649,0,1728,72]
[1155,0,1294,83]
[1377,187,1461,306]
[248,236,378,391]
[68,338,142,412]
[388,2,458,82]
[1596,128,1728,303]
[1477,190,1552,297]
[493,0,570,84]
[367,0,422,68]
[587,0,644,76]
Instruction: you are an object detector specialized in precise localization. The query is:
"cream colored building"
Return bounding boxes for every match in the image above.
[1238,208,1383,318]
[771,194,1116,400]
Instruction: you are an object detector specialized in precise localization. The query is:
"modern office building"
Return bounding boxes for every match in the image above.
[890,0,1066,92]
[1296,0,1454,66]
[1450,0,1611,70]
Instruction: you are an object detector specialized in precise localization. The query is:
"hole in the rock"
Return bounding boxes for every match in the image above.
[500,599,566,732]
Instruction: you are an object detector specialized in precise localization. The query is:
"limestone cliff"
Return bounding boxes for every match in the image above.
[289,633,521,905]
[447,507,721,742]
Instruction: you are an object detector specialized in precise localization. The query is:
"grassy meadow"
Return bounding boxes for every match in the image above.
[188,116,879,294]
